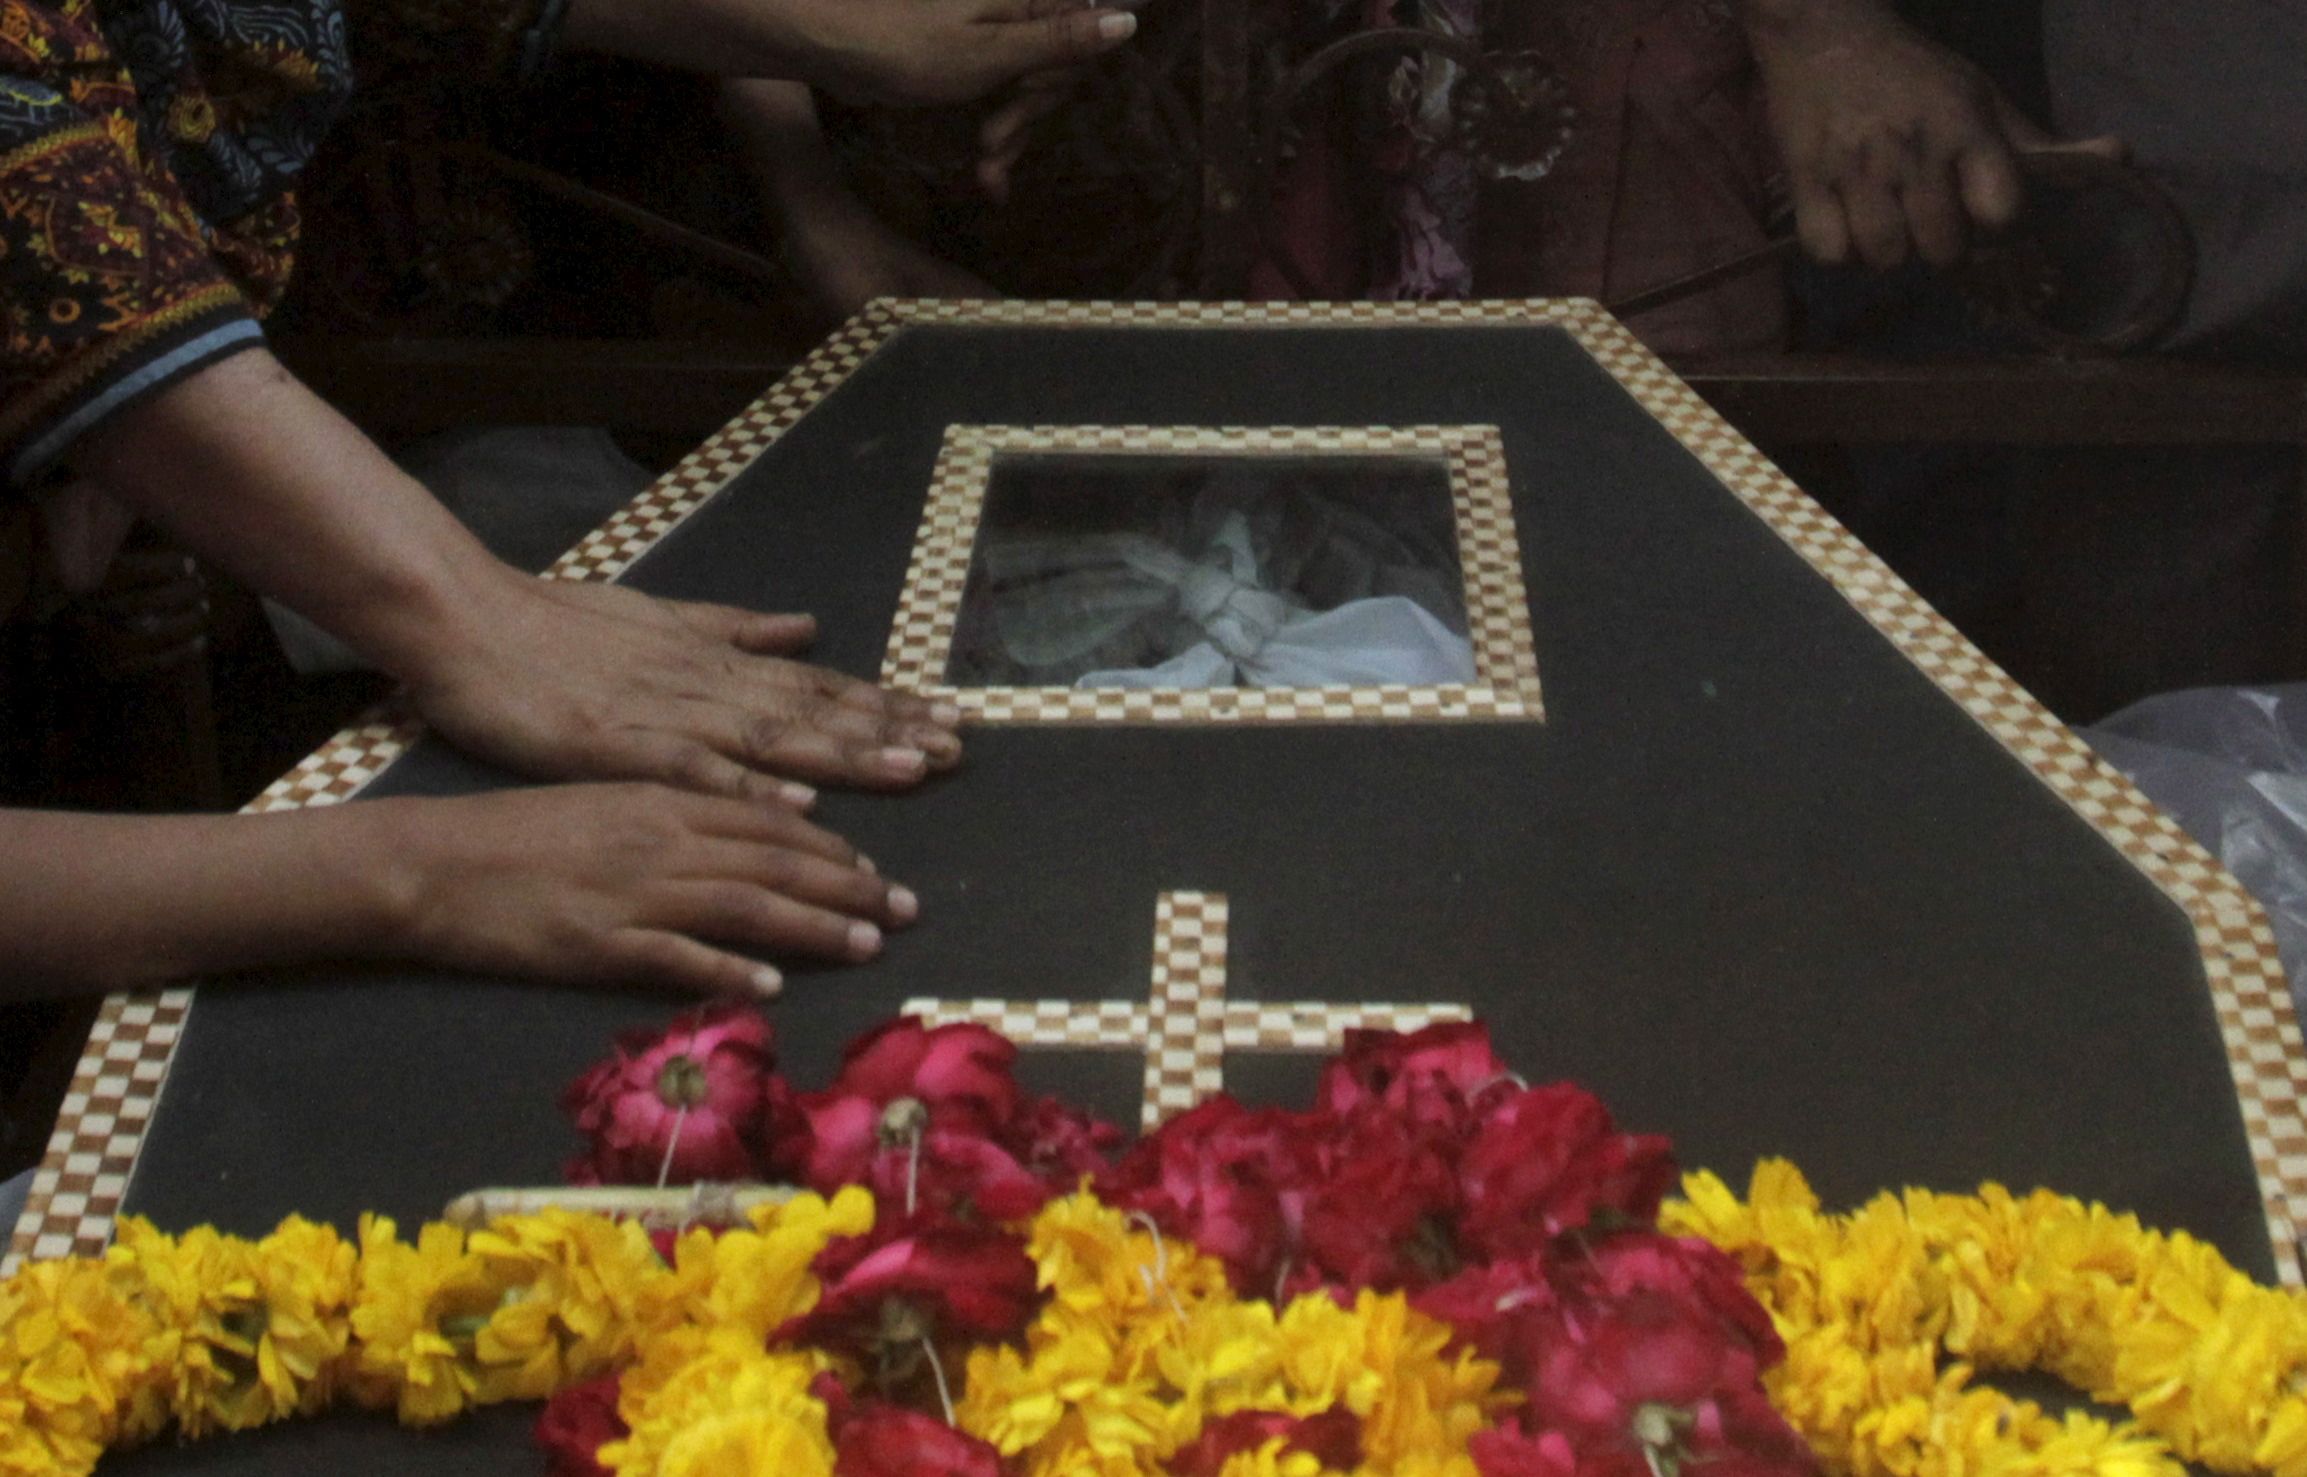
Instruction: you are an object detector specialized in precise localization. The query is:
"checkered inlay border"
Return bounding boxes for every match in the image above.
[1145,892,1231,1128]
[546,307,903,584]
[18,296,2303,1287]
[905,890,1473,1130]
[3,992,190,1274]
[1535,300,2307,1284]
[881,424,1540,725]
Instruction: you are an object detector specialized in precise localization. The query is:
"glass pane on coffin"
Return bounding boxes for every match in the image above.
[945,453,1478,689]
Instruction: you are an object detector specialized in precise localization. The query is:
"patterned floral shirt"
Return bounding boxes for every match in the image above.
[0,0,561,486]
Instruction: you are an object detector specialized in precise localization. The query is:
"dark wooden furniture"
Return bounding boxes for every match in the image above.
[277,335,2307,450]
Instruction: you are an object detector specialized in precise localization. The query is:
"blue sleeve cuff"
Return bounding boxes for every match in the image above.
[6,314,266,489]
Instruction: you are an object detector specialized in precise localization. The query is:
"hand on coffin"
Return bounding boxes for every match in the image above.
[1743,0,2123,271]
[71,350,962,804]
[404,576,965,798]
[564,0,1138,107]
[0,788,907,1001]
[375,784,909,991]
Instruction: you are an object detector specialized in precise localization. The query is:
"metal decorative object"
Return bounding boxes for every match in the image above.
[1950,150,2197,356]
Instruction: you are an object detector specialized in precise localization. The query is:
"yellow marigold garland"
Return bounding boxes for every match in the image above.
[10,1165,2307,1477]
[1662,1159,2307,1477]
[953,1193,1505,1477]
[0,1186,1494,1477]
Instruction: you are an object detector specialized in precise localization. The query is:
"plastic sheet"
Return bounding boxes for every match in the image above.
[2082,685,2307,1022]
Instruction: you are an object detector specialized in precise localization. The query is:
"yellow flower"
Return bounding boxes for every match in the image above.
[1158,1296,1286,1434]
[249,1217,359,1419]
[600,1330,831,1477]
[464,1209,663,1405]
[960,1316,1169,1466]
[345,1215,503,1425]
[1211,1437,1328,1477]
[106,1217,354,1438]
[1027,1192,1231,1326]
[0,1253,166,1475]
[1665,1164,2307,1477]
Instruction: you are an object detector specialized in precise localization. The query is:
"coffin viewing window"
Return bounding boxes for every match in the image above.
[945,454,1475,690]
[881,425,1541,725]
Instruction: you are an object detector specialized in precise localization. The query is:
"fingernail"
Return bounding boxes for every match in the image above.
[848,921,883,957]
[856,853,878,875]
[750,965,784,998]
[779,781,817,809]
[888,885,919,924]
[930,701,963,726]
[1098,10,1136,39]
[879,747,927,775]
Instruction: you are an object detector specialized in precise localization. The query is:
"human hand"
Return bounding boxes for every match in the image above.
[567,0,1137,107]
[407,573,962,803]
[781,189,995,317]
[977,68,1082,202]
[373,783,914,995]
[1747,1,2122,270]
[810,0,1136,106]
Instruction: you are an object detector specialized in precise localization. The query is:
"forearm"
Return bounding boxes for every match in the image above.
[1740,0,1897,38]
[561,0,1133,109]
[68,348,517,685]
[719,79,848,217]
[0,807,412,999]
[563,0,813,80]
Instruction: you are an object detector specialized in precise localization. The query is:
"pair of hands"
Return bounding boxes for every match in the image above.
[389,572,960,999]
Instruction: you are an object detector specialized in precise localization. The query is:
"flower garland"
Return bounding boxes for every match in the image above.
[7,1011,2306,1477]
[0,1189,1497,1477]
[1661,1159,2307,1477]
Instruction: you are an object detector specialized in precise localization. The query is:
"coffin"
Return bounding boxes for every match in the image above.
[16,300,2303,1473]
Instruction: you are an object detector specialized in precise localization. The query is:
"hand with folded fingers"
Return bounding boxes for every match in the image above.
[1745,0,2122,272]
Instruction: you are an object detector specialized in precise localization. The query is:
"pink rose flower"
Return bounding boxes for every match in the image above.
[1099,1098,1325,1297]
[1315,1022,1515,1127]
[1470,1425,1579,1477]
[790,1019,1060,1216]
[1297,1106,1462,1290]
[779,1215,1041,1358]
[562,1005,778,1185]
[830,1017,1020,1132]
[816,1375,1005,1477]
[1006,1094,1125,1189]
[1521,1232,1809,1477]
[1457,1084,1678,1257]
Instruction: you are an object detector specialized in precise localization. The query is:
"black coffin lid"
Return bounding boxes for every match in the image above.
[101,316,2273,1472]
